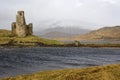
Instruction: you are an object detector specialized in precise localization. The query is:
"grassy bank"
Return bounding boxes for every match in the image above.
[81,44,120,47]
[0,29,64,47]
[1,64,120,80]
[0,36,64,47]
[0,29,11,37]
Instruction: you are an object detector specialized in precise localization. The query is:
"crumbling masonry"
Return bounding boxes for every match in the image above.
[12,11,33,37]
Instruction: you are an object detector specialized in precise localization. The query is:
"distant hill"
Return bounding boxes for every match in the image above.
[36,27,91,39]
[0,29,11,37]
[73,26,120,40]
[55,26,120,41]
[40,31,77,39]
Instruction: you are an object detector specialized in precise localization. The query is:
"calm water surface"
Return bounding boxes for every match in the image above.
[0,47,120,78]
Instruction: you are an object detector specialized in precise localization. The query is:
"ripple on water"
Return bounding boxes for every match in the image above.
[0,47,120,78]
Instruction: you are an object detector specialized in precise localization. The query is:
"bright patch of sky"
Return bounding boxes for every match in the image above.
[0,0,120,30]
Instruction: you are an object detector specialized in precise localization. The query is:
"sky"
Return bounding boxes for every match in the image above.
[0,0,120,30]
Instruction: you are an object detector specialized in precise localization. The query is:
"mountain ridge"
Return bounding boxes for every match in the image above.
[54,26,120,41]
[36,27,91,39]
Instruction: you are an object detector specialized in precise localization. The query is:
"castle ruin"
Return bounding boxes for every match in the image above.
[12,11,33,37]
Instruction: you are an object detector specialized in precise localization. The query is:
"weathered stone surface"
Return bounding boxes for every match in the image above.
[11,22,16,36]
[12,11,33,37]
[27,23,33,35]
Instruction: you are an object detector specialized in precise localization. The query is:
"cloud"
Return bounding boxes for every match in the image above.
[75,0,83,7]
[99,0,119,5]
[0,0,120,30]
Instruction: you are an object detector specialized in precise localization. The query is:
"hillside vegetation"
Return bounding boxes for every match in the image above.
[0,29,11,37]
[55,26,120,41]
[73,26,120,40]
[1,64,120,80]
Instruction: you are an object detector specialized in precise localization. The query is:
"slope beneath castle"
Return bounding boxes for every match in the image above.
[0,29,64,47]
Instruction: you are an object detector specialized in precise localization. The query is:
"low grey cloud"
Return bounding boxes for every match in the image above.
[0,0,120,30]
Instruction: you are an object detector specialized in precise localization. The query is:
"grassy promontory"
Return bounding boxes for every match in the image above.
[0,29,64,47]
[1,64,120,80]
[0,36,64,47]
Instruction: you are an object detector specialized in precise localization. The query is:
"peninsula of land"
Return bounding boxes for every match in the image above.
[0,11,120,48]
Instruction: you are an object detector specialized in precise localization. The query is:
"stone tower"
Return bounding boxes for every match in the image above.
[12,11,33,37]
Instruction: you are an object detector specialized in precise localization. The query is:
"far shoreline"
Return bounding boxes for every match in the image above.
[0,43,120,48]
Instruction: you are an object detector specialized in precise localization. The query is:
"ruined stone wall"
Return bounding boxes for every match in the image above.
[11,22,16,36]
[11,11,33,37]
[27,23,33,35]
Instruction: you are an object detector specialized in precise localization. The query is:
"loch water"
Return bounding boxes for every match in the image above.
[0,47,120,78]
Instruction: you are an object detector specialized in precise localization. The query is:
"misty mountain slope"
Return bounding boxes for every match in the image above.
[54,26,120,41]
[72,26,120,40]
[37,27,91,39]
[40,31,78,39]
[43,27,90,34]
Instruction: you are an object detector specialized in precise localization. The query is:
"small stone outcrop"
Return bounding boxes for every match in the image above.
[74,40,81,46]
[12,11,33,37]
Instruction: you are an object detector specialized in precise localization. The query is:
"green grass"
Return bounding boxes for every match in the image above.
[0,29,64,46]
[81,44,120,47]
[0,29,11,37]
[1,64,120,80]
[16,36,63,46]
[0,36,64,46]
